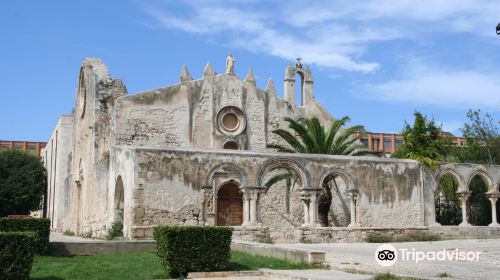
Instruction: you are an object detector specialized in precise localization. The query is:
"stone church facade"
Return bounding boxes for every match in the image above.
[43,56,500,242]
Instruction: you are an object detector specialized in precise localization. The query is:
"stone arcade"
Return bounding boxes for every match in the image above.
[43,56,500,242]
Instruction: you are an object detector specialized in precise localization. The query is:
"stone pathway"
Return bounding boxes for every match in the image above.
[275,239,500,280]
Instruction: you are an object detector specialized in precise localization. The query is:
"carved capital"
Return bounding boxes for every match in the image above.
[457,191,471,202]
[347,189,360,200]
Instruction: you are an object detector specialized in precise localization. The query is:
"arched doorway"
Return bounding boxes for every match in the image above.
[216,182,243,226]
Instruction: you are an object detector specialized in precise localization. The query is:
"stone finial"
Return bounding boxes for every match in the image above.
[244,67,256,85]
[179,65,193,83]
[203,62,215,77]
[285,64,295,80]
[265,78,276,96]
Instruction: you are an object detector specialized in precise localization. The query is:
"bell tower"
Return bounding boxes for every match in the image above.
[283,57,314,107]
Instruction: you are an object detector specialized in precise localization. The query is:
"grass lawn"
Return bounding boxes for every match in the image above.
[31,250,314,280]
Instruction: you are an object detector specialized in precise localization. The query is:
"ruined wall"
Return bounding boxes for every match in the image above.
[119,147,427,238]
[68,58,127,237]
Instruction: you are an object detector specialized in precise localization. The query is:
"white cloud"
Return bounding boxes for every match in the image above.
[359,61,500,110]
[141,0,500,72]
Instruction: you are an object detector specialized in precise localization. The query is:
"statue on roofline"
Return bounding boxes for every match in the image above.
[226,53,235,75]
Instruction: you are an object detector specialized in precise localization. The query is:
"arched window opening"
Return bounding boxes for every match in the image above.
[435,174,461,225]
[295,72,304,106]
[223,141,239,150]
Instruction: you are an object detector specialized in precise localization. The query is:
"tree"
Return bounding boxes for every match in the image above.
[0,149,46,216]
[453,109,500,165]
[450,110,500,224]
[266,116,369,226]
[392,111,452,170]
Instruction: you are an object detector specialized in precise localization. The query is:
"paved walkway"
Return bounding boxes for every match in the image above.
[276,239,500,280]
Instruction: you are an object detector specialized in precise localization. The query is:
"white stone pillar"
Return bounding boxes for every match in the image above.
[300,191,310,226]
[250,190,258,224]
[347,189,359,228]
[309,192,318,225]
[458,191,471,227]
[487,192,500,227]
[242,190,251,226]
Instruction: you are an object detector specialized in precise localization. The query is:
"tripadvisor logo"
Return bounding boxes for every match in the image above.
[375,244,482,266]
[375,244,397,267]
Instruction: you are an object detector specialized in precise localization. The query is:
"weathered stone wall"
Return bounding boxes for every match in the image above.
[67,58,127,238]
[42,115,74,231]
[119,147,428,238]
[114,65,332,152]
[46,57,500,242]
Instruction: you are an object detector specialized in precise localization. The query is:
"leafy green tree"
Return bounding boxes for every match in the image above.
[392,111,452,170]
[449,110,500,224]
[266,116,369,226]
[453,110,500,165]
[0,149,46,217]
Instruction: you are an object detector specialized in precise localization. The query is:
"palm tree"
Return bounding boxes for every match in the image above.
[266,116,369,226]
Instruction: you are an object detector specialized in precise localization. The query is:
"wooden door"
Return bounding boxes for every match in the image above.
[217,183,243,226]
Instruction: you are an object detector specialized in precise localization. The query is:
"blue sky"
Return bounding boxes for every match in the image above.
[1,0,499,141]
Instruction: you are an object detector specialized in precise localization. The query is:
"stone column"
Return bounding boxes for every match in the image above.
[300,191,310,226]
[309,191,318,225]
[487,192,500,227]
[242,189,251,226]
[202,186,215,225]
[249,190,258,224]
[347,189,359,228]
[458,191,471,227]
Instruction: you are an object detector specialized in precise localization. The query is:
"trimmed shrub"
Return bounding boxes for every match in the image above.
[153,226,233,278]
[0,231,36,280]
[106,221,123,240]
[0,217,50,254]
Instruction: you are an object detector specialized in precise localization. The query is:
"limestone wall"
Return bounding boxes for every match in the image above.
[114,66,333,152]
[67,58,127,238]
[120,147,427,239]
[42,115,73,231]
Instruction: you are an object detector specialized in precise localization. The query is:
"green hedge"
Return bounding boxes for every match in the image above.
[0,231,36,280]
[0,218,50,254]
[153,226,233,278]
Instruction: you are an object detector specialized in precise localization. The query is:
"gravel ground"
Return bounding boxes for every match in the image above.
[276,239,500,280]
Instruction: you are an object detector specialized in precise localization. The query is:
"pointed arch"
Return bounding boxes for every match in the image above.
[466,166,495,192]
[435,166,466,192]
[206,162,247,187]
[257,157,310,188]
